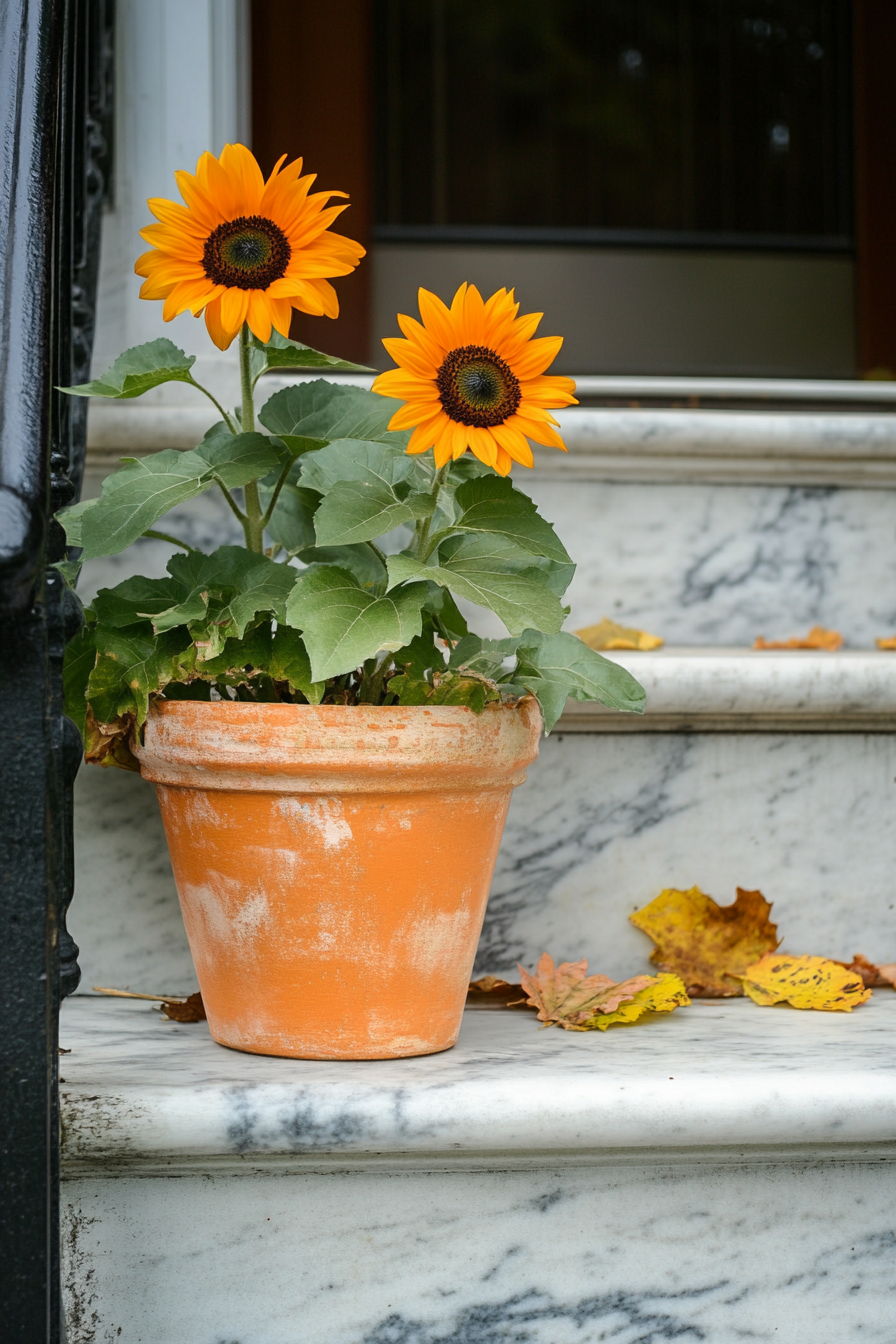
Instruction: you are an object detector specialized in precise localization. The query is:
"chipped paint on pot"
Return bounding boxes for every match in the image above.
[134,700,541,1060]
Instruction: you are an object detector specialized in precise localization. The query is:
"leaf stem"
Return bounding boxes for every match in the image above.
[238,323,265,552]
[215,477,248,525]
[414,463,450,562]
[187,375,239,434]
[259,458,293,530]
[141,529,197,552]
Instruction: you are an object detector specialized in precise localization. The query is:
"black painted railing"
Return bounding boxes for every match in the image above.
[0,2,111,1338]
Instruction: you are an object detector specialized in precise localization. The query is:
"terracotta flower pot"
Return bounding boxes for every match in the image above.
[134,699,541,1059]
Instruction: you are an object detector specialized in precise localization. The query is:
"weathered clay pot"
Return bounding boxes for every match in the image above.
[134,699,541,1059]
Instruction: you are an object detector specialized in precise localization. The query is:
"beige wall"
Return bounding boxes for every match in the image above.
[371,244,855,378]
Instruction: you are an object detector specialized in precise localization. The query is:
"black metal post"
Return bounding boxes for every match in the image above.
[0,1,110,1338]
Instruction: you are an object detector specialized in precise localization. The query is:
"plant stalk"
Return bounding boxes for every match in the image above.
[238,323,265,552]
[415,462,451,561]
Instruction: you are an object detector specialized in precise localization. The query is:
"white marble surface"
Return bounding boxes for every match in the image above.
[61,996,896,1166]
[63,1157,896,1344]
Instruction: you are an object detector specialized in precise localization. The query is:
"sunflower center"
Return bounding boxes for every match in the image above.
[202,215,291,290]
[436,345,521,427]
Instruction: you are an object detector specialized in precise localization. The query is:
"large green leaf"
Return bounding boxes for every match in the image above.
[69,451,212,558]
[295,544,385,588]
[514,630,647,733]
[298,436,424,494]
[59,433,284,559]
[386,534,568,636]
[258,379,408,446]
[313,478,434,546]
[262,474,321,552]
[448,476,571,563]
[90,576,182,629]
[249,331,373,381]
[194,431,286,487]
[192,622,324,704]
[59,339,196,399]
[285,565,428,680]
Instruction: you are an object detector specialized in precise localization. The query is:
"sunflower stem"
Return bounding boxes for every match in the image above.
[415,463,451,562]
[238,323,266,552]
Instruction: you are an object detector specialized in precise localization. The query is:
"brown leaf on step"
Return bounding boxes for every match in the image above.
[466,977,530,1009]
[741,954,871,1012]
[575,617,664,652]
[517,952,656,1030]
[160,992,206,1022]
[875,637,896,651]
[629,886,780,997]
[753,625,843,651]
[834,954,896,988]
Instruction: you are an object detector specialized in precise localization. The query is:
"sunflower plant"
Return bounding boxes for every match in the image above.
[58,144,644,769]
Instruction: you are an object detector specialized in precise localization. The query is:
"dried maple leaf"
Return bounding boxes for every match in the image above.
[629,886,779,997]
[875,637,896,651]
[583,974,691,1030]
[575,617,664,652]
[753,625,843,651]
[466,977,530,1009]
[518,952,655,1030]
[160,992,207,1022]
[832,954,896,988]
[740,954,871,1012]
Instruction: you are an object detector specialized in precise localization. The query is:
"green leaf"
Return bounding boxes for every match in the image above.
[65,451,211,560]
[449,476,571,563]
[313,477,419,546]
[514,630,647,733]
[59,339,196,399]
[249,330,373,380]
[63,625,97,739]
[259,379,409,446]
[194,431,286,487]
[295,544,385,588]
[298,436,423,494]
[269,626,325,703]
[262,475,321,552]
[285,565,428,680]
[391,632,443,680]
[52,558,82,588]
[387,535,568,636]
[89,626,193,725]
[277,434,329,459]
[423,585,469,641]
[91,575,182,629]
[55,497,93,549]
[448,634,516,680]
[154,547,298,656]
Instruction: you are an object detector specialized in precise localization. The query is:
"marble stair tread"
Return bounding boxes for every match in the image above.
[560,647,896,730]
[61,995,896,1173]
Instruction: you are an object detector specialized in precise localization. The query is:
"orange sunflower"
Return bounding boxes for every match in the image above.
[135,143,365,351]
[371,284,577,475]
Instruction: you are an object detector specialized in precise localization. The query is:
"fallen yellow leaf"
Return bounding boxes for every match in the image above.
[875,637,896,651]
[575,617,664,651]
[518,952,660,1030]
[753,625,843,651]
[583,973,691,1029]
[630,886,780,997]
[740,954,871,1011]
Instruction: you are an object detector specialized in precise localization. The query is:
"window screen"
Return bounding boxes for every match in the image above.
[375,0,852,248]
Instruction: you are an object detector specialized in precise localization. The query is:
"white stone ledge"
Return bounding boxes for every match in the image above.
[60,996,896,1176]
[556,649,896,733]
[85,377,896,487]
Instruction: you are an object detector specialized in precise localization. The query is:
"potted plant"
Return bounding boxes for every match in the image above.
[59,144,644,1060]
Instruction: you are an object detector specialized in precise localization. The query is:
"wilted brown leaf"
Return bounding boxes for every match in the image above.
[741,954,871,1011]
[582,974,691,1030]
[160,992,207,1022]
[575,617,664,652]
[832,954,896,988]
[875,637,896,651]
[753,626,843,651]
[518,952,656,1030]
[466,977,530,1009]
[629,886,780,997]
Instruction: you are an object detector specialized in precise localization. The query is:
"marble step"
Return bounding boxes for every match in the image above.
[69,648,896,997]
[61,993,896,1343]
